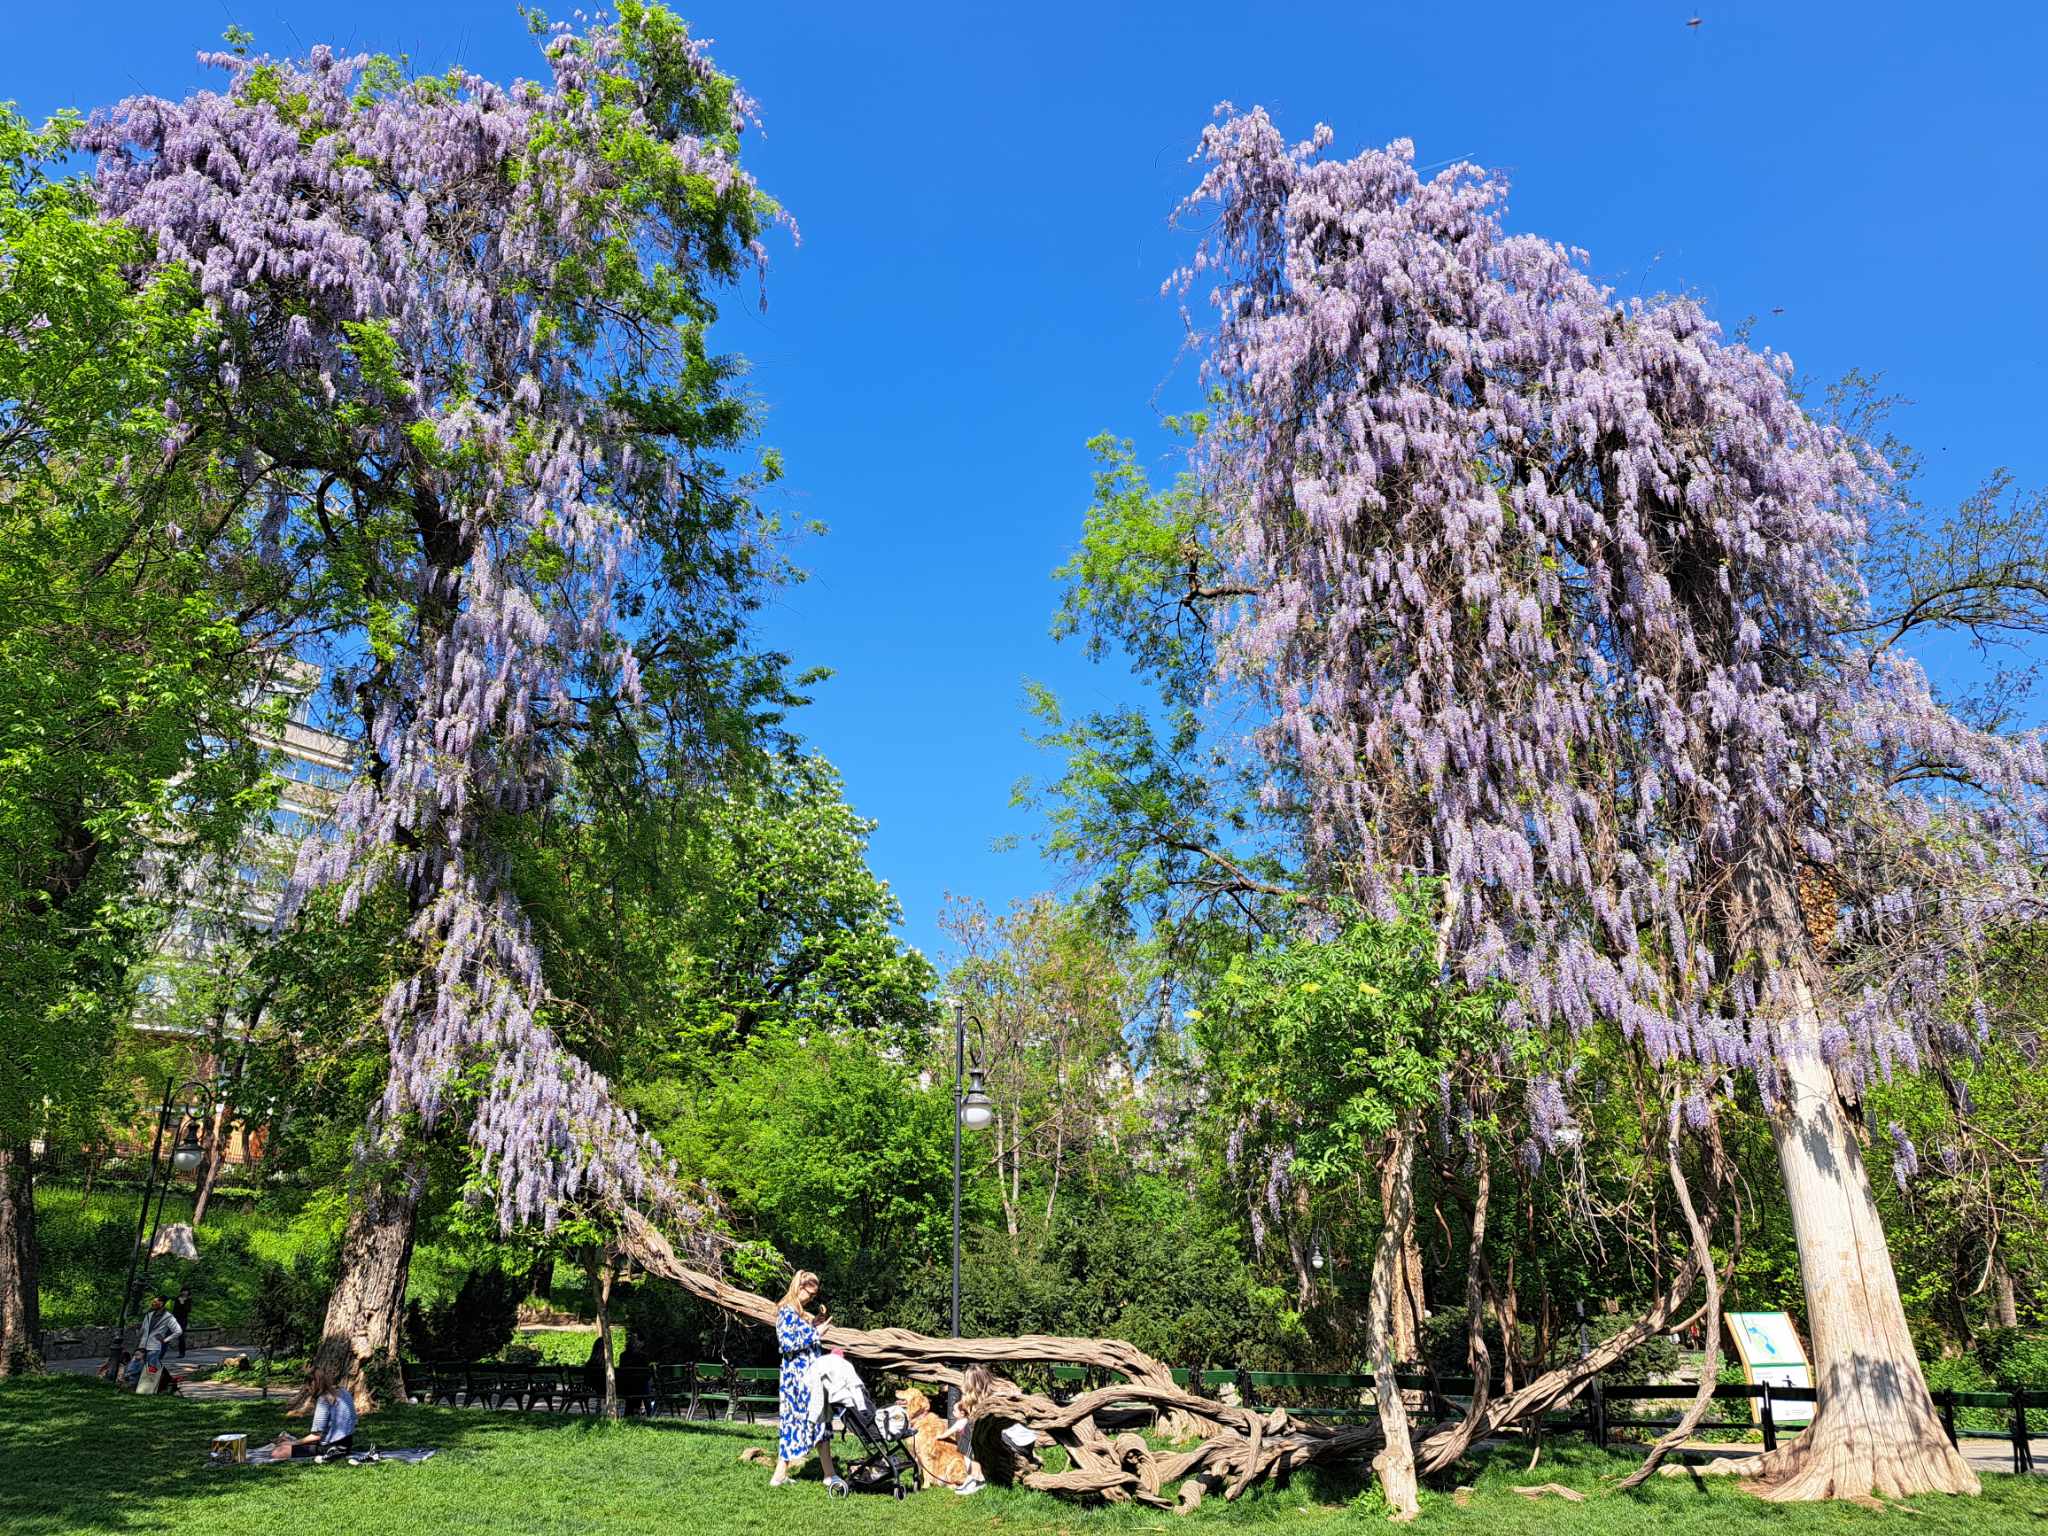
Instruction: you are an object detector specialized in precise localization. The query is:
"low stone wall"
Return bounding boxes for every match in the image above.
[37,1323,232,1361]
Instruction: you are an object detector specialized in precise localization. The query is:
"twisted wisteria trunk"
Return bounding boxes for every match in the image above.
[1367,1118,1422,1521]
[0,1143,39,1375]
[1377,1148,1426,1366]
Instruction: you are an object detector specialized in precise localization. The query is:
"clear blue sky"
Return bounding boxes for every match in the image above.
[13,2,2046,964]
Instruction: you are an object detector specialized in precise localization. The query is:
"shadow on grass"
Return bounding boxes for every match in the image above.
[0,1373,768,1536]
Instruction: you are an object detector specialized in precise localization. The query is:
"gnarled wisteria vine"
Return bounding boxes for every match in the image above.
[82,5,780,1234]
[1175,108,2048,1117]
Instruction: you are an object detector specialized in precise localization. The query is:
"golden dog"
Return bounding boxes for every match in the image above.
[895,1387,971,1490]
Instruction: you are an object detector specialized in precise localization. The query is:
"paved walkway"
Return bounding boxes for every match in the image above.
[1672,1437,2046,1478]
[46,1342,272,1400]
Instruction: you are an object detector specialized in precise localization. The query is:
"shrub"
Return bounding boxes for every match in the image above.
[404,1266,521,1362]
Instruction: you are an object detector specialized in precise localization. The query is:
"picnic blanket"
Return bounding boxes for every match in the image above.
[231,1446,438,1467]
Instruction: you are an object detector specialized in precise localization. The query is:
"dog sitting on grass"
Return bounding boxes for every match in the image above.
[895,1387,973,1490]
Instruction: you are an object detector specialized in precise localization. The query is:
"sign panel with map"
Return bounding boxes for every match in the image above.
[1724,1310,1815,1427]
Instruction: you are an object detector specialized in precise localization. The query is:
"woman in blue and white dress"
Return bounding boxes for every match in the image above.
[770,1271,844,1490]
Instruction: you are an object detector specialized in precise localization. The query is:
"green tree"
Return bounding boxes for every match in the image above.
[0,109,303,1371]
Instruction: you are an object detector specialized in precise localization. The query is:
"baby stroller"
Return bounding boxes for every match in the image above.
[805,1354,919,1499]
[835,1397,921,1500]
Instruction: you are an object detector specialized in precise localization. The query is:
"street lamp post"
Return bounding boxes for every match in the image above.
[114,1076,211,1352]
[949,999,993,1338]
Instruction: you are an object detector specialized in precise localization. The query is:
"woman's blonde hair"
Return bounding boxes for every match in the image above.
[959,1364,998,1418]
[778,1269,820,1321]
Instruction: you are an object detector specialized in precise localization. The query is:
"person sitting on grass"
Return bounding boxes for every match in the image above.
[268,1356,356,1459]
[954,1365,1040,1488]
[943,1366,994,1495]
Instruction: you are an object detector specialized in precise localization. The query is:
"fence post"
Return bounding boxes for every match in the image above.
[1591,1377,1607,1450]
[1939,1388,1958,1447]
[1759,1382,1777,1454]
[1188,1366,1203,1397]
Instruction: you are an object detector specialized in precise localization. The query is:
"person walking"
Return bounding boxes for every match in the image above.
[768,1271,844,1493]
[171,1287,193,1358]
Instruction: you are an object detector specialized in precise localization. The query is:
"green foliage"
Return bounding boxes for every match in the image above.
[1202,892,1504,1182]
[0,108,301,1144]
[663,1027,955,1320]
[404,1267,523,1363]
[32,1183,336,1334]
[1052,429,1221,703]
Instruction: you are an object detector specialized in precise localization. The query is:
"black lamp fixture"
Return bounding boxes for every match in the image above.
[946,996,993,1338]
[171,1117,207,1175]
[115,1075,213,1351]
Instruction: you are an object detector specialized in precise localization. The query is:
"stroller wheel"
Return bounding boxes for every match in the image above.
[893,1484,906,1501]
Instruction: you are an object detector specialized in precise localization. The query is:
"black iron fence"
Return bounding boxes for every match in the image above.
[388,1357,2047,1476]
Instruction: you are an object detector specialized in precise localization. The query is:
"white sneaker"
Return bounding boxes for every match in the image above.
[955,1478,985,1496]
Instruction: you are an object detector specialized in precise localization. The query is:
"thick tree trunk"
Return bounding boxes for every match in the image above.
[303,1165,421,1412]
[1988,1252,2019,1331]
[1367,1118,1421,1521]
[0,1142,42,1375]
[1738,977,1978,1500]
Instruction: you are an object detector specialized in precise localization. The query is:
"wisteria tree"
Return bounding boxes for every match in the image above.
[81,4,786,1394]
[1172,108,2048,1501]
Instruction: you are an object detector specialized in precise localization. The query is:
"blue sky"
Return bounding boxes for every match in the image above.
[13,1,2046,965]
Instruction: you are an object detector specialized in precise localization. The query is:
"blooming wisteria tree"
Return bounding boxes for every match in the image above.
[1174,108,2048,1501]
[81,4,784,1390]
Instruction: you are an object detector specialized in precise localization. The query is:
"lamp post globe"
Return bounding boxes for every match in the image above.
[959,1070,994,1132]
[171,1121,206,1175]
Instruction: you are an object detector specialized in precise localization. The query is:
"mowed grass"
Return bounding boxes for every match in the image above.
[2,1376,2042,1536]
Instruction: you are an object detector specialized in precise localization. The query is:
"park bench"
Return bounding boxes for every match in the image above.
[692,1361,737,1419]
[734,1366,781,1423]
[1236,1369,1378,1422]
[649,1362,694,1417]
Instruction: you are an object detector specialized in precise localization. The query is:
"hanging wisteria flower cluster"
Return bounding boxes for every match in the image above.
[1176,108,2048,1116]
[82,5,778,1232]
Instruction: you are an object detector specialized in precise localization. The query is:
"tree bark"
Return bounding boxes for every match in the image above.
[302,1164,421,1412]
[1617,1128,1722,1490]
[1695,846,1982,1502]
[189,1107,230,1229]
[1736,973,1978,1500]
[0,1142,42,1375]
[1367,1117,1422,1521]
[1378,1150,1425,1365]
[592,1247,618,1418]
[1988,1252,2019,1331]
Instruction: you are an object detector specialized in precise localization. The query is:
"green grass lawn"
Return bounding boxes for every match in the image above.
[2,1376,2041,1536]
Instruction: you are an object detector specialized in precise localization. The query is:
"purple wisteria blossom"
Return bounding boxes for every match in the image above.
[1174,108,2048,1099]
[81,11,777,1235]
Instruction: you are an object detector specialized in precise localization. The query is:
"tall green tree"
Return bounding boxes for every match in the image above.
[0,109,306,1370]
